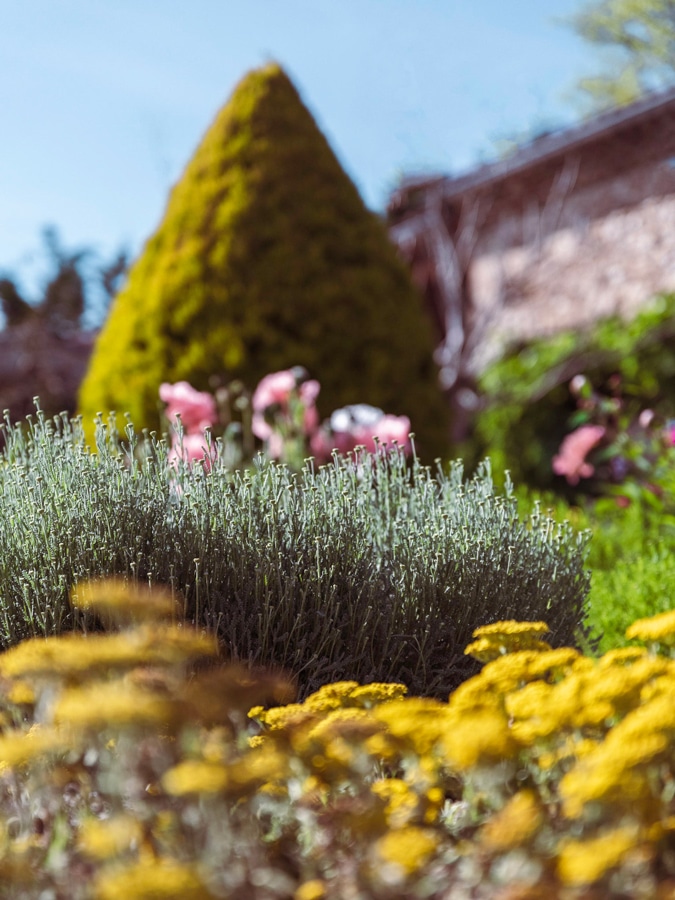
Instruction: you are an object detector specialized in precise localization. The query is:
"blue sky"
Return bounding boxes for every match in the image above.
[0,0,592,297]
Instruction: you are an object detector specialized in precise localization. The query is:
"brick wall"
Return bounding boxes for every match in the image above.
[463,119,675,370]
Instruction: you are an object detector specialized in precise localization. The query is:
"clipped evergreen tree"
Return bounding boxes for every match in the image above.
[78,63,449,458]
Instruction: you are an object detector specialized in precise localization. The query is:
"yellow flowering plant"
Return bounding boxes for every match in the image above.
[5,582,675,897]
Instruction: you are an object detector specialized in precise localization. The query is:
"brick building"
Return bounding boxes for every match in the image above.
[387,87,675,435]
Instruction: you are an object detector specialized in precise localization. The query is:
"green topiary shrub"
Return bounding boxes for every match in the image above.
[0,409,591,697]
[78,62,448,460]
[472,293,675,491]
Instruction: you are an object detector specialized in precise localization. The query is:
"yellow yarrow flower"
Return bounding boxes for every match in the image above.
[162,759,230,796]
[626,609,675,645]
[307,707,374,742]
[374,826,439,878]
[584,657,671,711]
[475,648,579,699]
[505,680,554,721]
[54,681,173,730]
[557,827,637,886]
[294,880,326,900]
[598,647,649,668]
[348,682,408,707]
[71,578,178,625]
[472,621,550,639]
[537,736,599,771]
[0,626,217,680]
[464,637,552,663]
[614,693,675,743]
[5,680,35,706]
[481,790,542,851]
[93,857,211,900]
[443,708,517,770]
[465,621,552,661]
[0,724,72,769]
[250,703,311,731]
[364,731,399,763]
[372,778,418,827]
[517,648,580,680]
[223,745,290,794]
[78,815,143,860]
[372,698,450,756]
[303,681,361,713]
[449,673,504,713]
[559,733,664,819]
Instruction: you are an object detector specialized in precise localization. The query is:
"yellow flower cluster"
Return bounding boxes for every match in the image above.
[249,679,408,730]
[626,608,675,645]
[243,604,675,890]
[0,625,218,681]
[71,577,178,625]
[93,857,212,900]
[78,815,143,860]
[556,827,639,886]
[465,620,552,661]
[5,580,675,896]
[0,580,296,897]
[372,825,439,878]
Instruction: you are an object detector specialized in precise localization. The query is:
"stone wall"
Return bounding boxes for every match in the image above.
[466,138,675,370]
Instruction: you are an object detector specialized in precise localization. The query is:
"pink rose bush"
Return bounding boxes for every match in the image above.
[552,425,606,485]
[160,368,413,470]
[552,374,675,505]
[310,404,412,460]
[159,381,217,433]
[159,381,218,467]
[251,367,320,463]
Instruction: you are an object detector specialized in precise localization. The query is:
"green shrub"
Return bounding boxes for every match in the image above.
[509,484,675,654]
[0,409,590,697]
[473,293,675,490]
[78,62,449,460]
[588,545,675,653]
[581,498,675,652]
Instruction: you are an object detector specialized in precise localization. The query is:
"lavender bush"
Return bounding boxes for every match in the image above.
[0,407,591,696]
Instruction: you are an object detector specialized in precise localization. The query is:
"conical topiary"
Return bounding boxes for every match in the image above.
[78,63,449,458]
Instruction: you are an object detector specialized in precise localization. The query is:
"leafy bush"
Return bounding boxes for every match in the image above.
[510,484,675,654]
[78,62,449,460]
[474,293,675,491]
[0,409,590,697]
[2,584,675,898]
[589,544,675,653]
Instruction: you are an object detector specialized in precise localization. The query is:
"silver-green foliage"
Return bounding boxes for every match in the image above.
[0,410,591,696]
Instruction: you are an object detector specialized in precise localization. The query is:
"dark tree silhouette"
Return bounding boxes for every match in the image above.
[0,228,128,425]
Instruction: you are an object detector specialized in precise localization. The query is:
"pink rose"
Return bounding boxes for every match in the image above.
[309,428,335,461]
[251,370,297,414]
[299,379,321,435]
[552,425,606,485]
[167,432,216,469]
[311,405,412,462]
[251,369,321,441]
[369,414,412,452]
[251,370,298,440]
[266,432,285,461]
[160,381,217,434]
